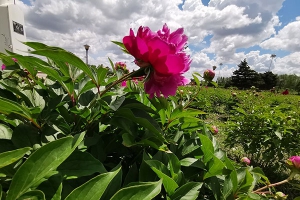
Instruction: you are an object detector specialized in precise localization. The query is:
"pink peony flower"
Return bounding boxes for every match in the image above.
[12,58,17,62]
[287,156,300,170]
[203,69,215,81]
[123,24,191,98]
[212,125,218,134]
[1,64,6,70]
[241,157,251,165]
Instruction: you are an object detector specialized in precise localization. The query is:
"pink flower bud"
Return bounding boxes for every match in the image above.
[241,157,250,165]
[211,125,218,134]
[287,156,300,171]
[12,58,18,62]
[1,64,6,70]
[121,80,127,87]
[203,69,215,81]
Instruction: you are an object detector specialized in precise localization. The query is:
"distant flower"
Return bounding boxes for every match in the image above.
[123,23,191,98]
[232,92,237,97]
[212,125,218,134]
[1,64,6,70]
[115,62,129,74]
[203,69,215,81]
[179,90,184,94]
[121,80,127,87]
[241,157,250,165]
[12,58,17,62]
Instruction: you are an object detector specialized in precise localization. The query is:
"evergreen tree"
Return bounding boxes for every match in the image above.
[231,59,259,89]
[260,71,278,90]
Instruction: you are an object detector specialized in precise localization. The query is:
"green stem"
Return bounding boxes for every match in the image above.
[99,69,143,97]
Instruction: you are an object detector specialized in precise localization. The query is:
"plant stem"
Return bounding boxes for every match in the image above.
[99,68,143,97]
[253,172,295,193]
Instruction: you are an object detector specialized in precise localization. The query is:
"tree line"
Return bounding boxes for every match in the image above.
[216,59,300,94]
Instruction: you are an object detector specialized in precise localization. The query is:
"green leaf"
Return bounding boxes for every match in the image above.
[12,124,40,148]
[0,124,12,139]
[25,42,96,83]
[110,180,162,200]
[192,74,200,87]
[0,96,38,127]
[180,158,205,169]
[150,167,178,195]
[115,108,165,141]
[37,174,62,200]
[97,66,108,86]
[0,82,33,106]
[203,155,225,179]
[0,147,30,169]
[6,133,85,200]
[57,151,107,178]
[238,169,254,193]
[199,134,214,163]
[64,168,121,200]
[167,153,181,177]
[170,182,203,200]
[17,190,45,200]
[110,96,125,111]
[107,57,116,73]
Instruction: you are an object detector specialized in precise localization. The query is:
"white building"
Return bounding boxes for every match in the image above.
[0,0,27,65]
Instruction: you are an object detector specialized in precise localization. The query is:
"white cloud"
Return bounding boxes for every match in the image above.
[11,0,300,78]
[260,18,300,52]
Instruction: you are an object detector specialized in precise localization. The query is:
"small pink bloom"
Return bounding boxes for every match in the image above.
[123,23,191,98]
[1,64,6,70]
[203,69,215,81]
[241,157,250,165]
[115,62,127,70]
[212,125,218,134]
[288,156,300,169]
[12,58,17,62]
[121,81,127,87]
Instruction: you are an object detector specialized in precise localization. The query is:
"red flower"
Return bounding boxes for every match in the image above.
[123,24,191,98]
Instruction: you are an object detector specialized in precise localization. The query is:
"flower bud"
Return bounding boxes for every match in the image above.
[241,157,250,165]
[1,64,6,70]
[211,125,218,135]
[274,192,287,200]
[232,92,237,97]
[286,156,300,172]
[179,90,184,94]
[203,69,215,81]
[12,58,18,62]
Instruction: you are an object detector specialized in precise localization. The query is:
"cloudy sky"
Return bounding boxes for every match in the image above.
[16,0,300,78]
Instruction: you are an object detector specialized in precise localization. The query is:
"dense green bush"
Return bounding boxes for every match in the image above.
[0,42,298,199]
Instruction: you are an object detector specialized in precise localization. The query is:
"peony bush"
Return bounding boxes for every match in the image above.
[0,24,299,199]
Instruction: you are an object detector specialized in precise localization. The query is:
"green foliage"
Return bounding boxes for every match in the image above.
[0,42,296,199]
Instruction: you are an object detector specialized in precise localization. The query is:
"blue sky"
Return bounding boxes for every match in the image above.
[16,0,300,76]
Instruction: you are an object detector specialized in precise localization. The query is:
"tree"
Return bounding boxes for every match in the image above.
[231,59,259,89]
[260,71,278,90]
